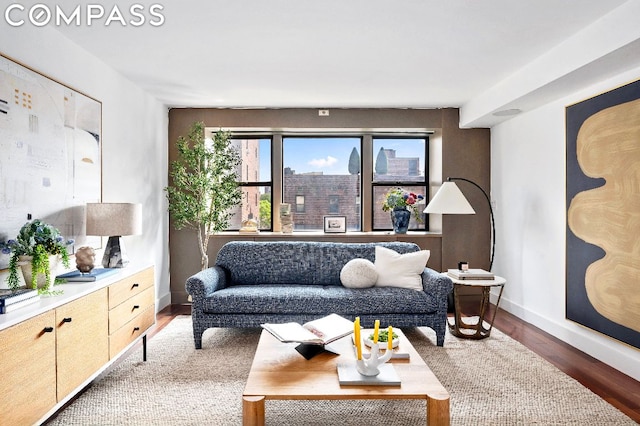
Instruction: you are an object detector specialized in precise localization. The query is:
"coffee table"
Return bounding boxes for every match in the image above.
[242,328,450,425]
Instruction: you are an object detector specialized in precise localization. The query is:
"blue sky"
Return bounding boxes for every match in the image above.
[255,137,426,181]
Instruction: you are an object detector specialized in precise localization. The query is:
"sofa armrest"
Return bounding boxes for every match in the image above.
[185,266,228,302]
[421,267,453,310]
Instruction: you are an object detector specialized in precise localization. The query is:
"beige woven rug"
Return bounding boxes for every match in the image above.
[47,315,634,425]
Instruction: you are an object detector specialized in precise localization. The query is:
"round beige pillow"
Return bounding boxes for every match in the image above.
[340,258,378,288]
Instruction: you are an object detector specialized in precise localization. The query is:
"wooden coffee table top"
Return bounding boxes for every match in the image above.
[243,328,449,402]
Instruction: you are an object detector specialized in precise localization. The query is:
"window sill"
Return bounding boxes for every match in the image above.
[213,231,442,238]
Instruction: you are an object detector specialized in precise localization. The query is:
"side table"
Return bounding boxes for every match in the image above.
[446,275,506,339]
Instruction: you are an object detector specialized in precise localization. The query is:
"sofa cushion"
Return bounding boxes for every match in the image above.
[202,285,438,315]
[374,246,430,291]
[340,258,378,288]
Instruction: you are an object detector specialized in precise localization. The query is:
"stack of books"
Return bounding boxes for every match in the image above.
[0,288,40,314]
[447,268,495,280]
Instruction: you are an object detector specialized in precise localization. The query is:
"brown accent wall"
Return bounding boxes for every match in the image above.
[167,108,490,303]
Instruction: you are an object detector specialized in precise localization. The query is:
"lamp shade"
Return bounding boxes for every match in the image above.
[423,182,475,214]
[86,203,142,236]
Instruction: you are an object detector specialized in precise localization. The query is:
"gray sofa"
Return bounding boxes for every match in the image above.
[185,241,453,349]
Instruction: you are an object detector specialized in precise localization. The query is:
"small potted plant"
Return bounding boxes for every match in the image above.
[382,188,424,233]
[6,219,74,293]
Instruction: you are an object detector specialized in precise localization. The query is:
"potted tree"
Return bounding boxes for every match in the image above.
[6,219,73,293]
[165,121,241,270]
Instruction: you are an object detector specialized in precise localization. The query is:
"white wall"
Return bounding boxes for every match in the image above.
[0,26,170,310]
[491,67,640,381]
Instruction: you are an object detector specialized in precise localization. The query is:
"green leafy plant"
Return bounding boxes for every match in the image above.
[368,329,398,342]
[165,121,241,270]
[382,188,425,222]
[6,219,73,293]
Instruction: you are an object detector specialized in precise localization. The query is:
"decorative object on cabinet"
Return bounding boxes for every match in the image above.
[6,220,73,293]
[424,178,496,270]
[165,122,241,270]
[86,203,142,268]
[75,246,96,273]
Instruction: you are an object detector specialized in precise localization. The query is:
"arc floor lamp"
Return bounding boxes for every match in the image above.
[423,177,495,271]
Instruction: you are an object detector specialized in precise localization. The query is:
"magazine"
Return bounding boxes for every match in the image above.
[261,313,354,346]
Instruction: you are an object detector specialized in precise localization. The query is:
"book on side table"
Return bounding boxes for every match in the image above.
[447,268,495,280]
[261,313,355,359]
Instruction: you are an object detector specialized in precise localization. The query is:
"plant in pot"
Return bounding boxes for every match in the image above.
[382,188,424,234]
[165,121,241,270]
[6,219,73,294]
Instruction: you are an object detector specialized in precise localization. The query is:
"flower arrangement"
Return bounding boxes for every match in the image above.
[6,219,74,292]
[381,188,425,221]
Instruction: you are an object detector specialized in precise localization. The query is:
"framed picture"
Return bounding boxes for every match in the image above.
[0,54,102,269]
[565,78,640,349]
[323,216,346,233]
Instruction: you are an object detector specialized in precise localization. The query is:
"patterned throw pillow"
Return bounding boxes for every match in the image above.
[340,258,378,288]
[374,246,430,291]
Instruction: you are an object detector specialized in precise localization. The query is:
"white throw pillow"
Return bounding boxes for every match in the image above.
[340,258,378,288]
[374,246,430,291]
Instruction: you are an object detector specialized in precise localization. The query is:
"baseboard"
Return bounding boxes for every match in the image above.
[496,295,640,381]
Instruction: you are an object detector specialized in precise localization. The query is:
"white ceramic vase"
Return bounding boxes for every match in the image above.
[18,254,60,289]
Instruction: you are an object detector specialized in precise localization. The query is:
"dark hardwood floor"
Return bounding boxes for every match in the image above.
[154,304,640,423]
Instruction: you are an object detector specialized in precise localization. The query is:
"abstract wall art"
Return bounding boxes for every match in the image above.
[566,78,640,349]
[0,54,102,270]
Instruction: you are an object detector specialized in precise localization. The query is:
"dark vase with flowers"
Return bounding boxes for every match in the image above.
[391,207,411,234]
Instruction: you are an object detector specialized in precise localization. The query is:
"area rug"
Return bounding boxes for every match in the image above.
[46,316,634,425]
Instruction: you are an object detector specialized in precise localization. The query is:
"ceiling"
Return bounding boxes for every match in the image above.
[53,0,636,127]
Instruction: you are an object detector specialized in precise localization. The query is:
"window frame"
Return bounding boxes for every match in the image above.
[223,131,429,233]
[371,135,430,232]
[231,135,273,231]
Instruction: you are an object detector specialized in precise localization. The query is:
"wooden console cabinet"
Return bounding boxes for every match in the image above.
[0,264,155,426]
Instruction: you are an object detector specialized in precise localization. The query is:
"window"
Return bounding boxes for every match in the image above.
[283,137,361,231]
[372,137,428,231]
[295,195,305,213]
[329,195,339,213]
[228,137,272,230]
[220,131,428,233]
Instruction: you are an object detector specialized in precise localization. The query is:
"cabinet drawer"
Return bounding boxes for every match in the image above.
[109,305,155,359]
[109,286,154,334]
[0,311,56,426]
[108,267,154,308]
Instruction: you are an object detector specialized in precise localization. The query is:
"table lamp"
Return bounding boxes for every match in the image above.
[86,203,142,268]
[423,177,495,270]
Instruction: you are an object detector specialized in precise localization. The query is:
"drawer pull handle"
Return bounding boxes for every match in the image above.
[133,305,140,310]
[62,317,72,323]
[134,327,140,331]
[132,283,139,288]
[43,327,54,333]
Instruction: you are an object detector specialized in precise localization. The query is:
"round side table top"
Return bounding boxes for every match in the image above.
[444,274,506,287]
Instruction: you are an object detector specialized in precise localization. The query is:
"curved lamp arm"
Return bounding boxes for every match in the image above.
[446,177,495,271]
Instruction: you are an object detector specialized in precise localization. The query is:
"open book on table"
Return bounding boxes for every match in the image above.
[261,313,354,346]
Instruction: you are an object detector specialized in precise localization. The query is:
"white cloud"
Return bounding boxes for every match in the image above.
[308,156,338,168]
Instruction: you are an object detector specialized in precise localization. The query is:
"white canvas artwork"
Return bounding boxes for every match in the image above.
[0,55,102,269]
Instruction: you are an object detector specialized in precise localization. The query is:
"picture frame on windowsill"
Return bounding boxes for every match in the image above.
[323,216,346,233]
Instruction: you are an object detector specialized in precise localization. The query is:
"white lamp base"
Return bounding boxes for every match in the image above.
[102,236,130,268]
